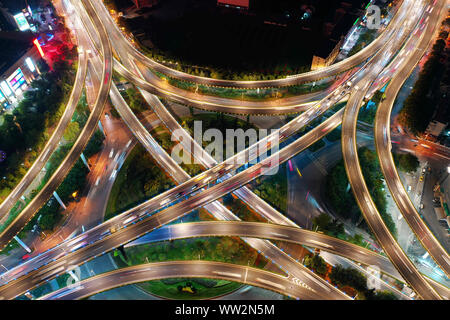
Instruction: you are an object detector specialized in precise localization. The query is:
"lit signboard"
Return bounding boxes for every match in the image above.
[7,68,27,93]
[0,81,13,97]
[13,13,31,31]
[33,39,45,57]
[25,57,36,72]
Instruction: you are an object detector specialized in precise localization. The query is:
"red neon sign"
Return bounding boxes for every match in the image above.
[33,39,44,57]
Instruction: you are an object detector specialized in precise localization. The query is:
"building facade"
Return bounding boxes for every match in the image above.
[0,38,41,110]
[311,37,343,71]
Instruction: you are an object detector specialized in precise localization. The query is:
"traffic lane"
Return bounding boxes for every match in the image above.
[135,58,329,109]
[0,0,408,292]
[127,221,450,298]
[90,0,328,114]
[90,0,410,88]
[0,0,376,288]
[0,110,343,299]
[115,61,315,115]
[39,261,318,300]
[376,84,450,273]
[108,68,343,299]
[78,3,342,300]
[0,0,412,288]
[133,222,400,274]
[81,7,394,230]
[339,2,443,299]
[130,62,301,228]
[0,107,345,287]
[124,61,350,300]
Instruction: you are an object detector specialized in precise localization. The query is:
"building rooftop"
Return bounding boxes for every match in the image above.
[0,0,37,14]
[434,95,450,124]
[0,31,34,75]
[218,0,250,9]
[314,11,354,58]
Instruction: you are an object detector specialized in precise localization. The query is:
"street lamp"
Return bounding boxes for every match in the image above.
[441,166,450,184]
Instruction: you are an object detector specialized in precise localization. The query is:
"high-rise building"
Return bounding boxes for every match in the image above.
[131,0,159,9]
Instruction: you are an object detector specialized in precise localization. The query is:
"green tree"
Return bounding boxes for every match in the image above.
[329,265,368,292]
[394,153,420,173]
[367,290,397,300]
[304,254,328,276]
[63,122,80,142]
[84,130,105,157]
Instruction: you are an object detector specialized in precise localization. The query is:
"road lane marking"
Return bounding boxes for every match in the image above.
[308,240,334,249]
[213,271,242,279]
[256,277,286,291]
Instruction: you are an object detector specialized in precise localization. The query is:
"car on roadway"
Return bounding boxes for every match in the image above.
[22,254,31,261]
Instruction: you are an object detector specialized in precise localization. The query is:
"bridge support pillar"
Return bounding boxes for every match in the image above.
[98,120,106,137]
[13,235,31,253]
[53,191,67,210]
[80,153,91,171]
[68,270,80,283]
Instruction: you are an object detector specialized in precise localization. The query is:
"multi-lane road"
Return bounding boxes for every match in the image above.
[93,0,404,89]
[38,261,316,300]
[374,1,450,277]
[0,110,346,300]
[0,0,448,300]
[0,0,113,252]
[0,44,87,225]
[341,0,447,300]
[87,0,411,114]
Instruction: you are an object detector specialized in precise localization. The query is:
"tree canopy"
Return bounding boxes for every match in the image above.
[326,147,397,237]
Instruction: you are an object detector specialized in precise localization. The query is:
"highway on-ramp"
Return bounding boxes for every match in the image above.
[39,261,316,300]
[374,0,450,277]
[0,0,113,252]
[0,36,87,225]
[340,0,446,300]
[91,0,408,89]
[126,221,449,299]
